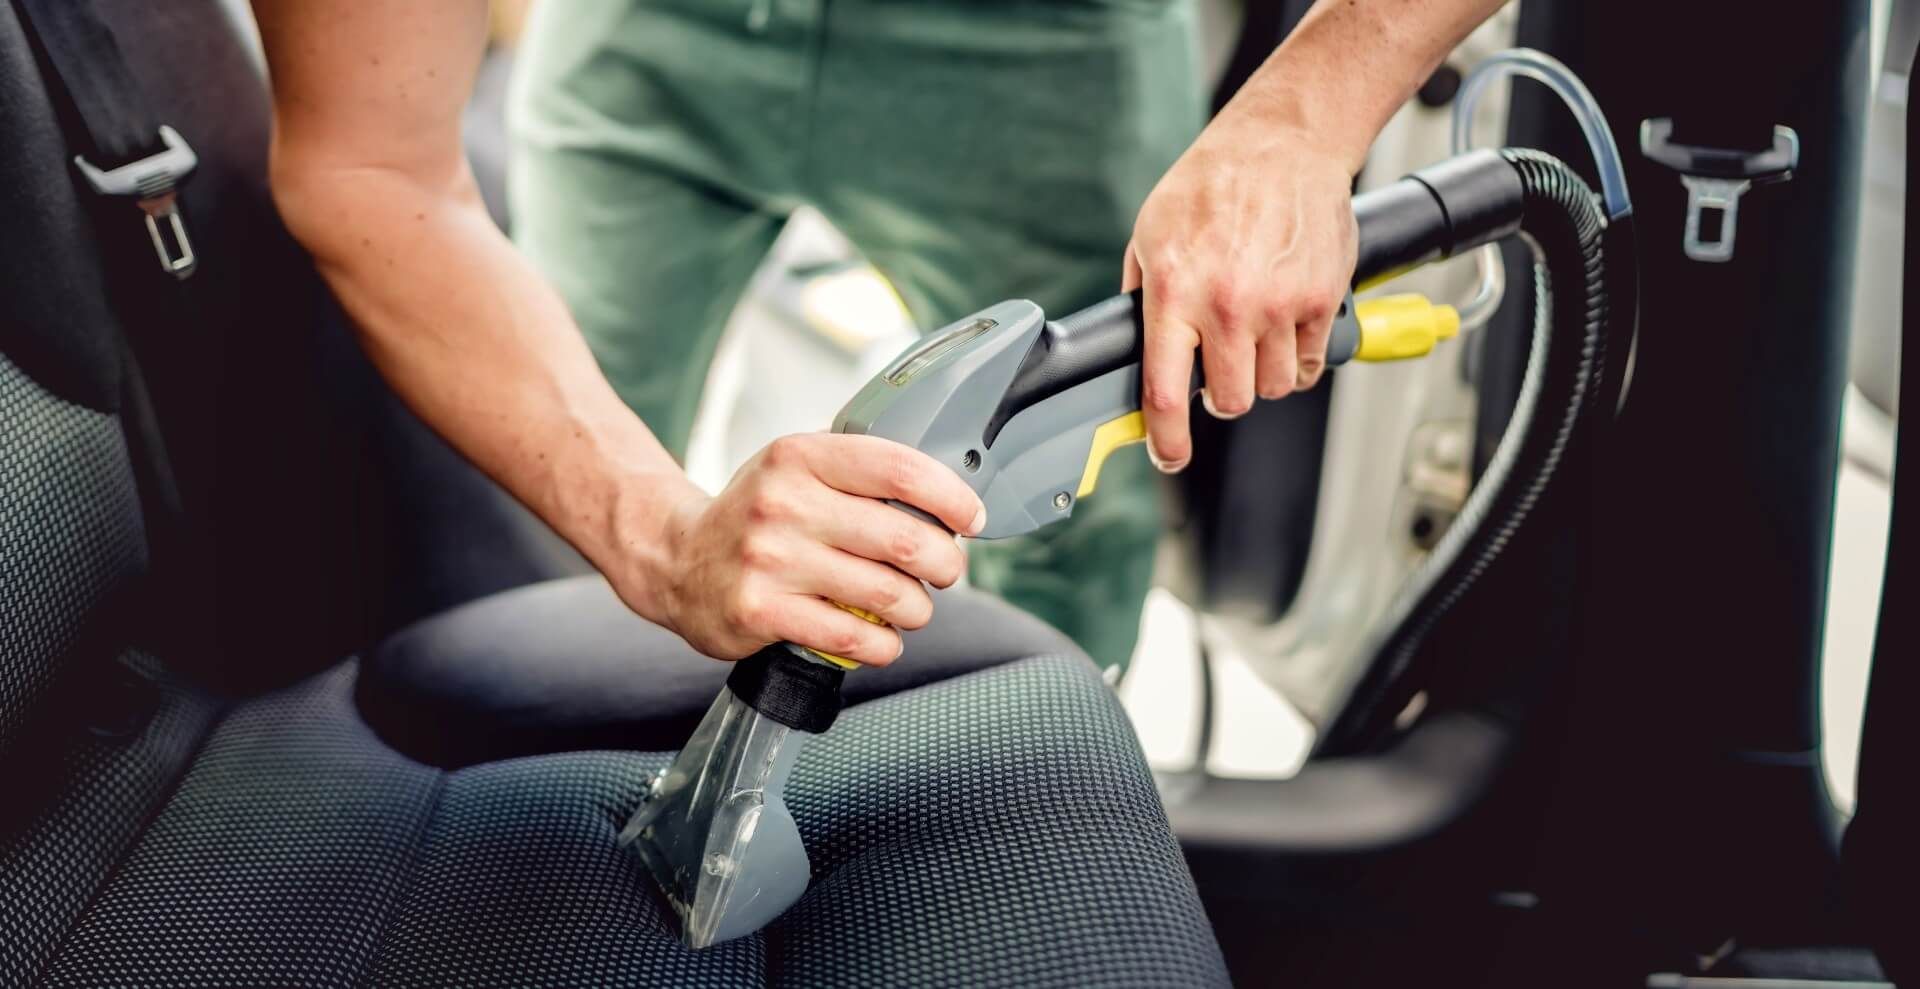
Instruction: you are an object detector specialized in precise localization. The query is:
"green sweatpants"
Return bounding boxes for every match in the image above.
[508,0,1204,673]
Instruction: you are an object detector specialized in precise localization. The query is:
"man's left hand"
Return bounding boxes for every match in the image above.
[1123,110,1360,474]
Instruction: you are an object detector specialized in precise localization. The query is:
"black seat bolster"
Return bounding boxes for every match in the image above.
[356,575,1086,767]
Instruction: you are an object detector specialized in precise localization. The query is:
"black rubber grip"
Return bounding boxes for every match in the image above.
[1356,149,1527,281]
[982,295,1143,446]
[1354,176,1453,283]
[982,150,1528,444]
[727,645,847,734]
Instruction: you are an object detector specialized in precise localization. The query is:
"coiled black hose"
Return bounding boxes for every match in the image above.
[1317,149,1635,755]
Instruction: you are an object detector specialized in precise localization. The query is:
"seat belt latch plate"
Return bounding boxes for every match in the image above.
[73,124,199,279]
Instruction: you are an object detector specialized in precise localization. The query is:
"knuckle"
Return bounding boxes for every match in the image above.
[868,577,904,614]
[829,627,866,657]
[1147,251,1185,286]
[744,486,791,524]
[727,591,769,630]
[883,449,922,500]
[737,531,779,569]
[762,434,806,469]
[1204,277,1241,327]
[884,526,921,567]
[1142,381,1187,414]
[1261,297,1293,329]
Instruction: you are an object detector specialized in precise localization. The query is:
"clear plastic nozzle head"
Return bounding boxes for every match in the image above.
[619,684,814,949]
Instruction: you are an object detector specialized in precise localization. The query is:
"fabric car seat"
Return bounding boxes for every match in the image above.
[0,0,1229,985]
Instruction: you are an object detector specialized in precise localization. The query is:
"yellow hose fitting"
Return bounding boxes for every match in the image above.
[1353,294,1462,362]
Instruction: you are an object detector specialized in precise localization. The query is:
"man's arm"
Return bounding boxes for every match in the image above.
[252,1,984,666]
[1128,0,1508,472]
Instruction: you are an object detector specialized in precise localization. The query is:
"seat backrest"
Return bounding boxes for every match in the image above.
[0,0,526,968]
[0,2,427,975]
[0,2,208,977]
[0,0,162,762]
[2,0,426,696]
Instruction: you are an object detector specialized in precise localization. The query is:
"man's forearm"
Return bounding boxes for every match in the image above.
[251,0,996,665]
[271,161,701,614]
[1231,0,1509,172]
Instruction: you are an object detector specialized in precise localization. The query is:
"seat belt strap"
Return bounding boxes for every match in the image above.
[12,0,199,278]
[10,0,215,662]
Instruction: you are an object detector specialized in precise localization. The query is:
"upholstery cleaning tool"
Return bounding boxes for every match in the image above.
[624,147,1625,948]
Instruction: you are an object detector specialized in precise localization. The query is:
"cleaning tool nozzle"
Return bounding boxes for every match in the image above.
[621,646,845,948]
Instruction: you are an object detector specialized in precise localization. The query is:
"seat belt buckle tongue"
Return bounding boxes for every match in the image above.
[72,124,199,279]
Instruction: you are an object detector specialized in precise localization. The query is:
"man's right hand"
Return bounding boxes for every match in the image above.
[630,434,987,667]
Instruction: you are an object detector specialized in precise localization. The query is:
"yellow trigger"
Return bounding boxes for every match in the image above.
[1077,411,1147,498]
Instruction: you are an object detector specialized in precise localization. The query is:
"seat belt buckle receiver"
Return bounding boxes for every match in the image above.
[72,124,199,279]
[1639,117,1799,264]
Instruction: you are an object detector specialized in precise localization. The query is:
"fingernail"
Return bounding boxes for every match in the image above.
[1145,434,1189,475]
[967,504,987,536]
[895,637,906,660]
[1200,388,1244,421]
[1296,362,1323,391]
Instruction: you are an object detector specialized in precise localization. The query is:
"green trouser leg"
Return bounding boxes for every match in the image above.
[512,156,783,454]
[510,0,1205,674]
[508,0,799,456]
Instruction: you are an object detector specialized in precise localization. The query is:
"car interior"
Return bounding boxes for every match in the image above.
[2,0,1912,987]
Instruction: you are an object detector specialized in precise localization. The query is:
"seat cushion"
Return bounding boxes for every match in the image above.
[355,576,1087,766]
[35,657,1228,987]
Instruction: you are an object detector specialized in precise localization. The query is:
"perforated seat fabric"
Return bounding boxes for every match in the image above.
[28,656,1226,988]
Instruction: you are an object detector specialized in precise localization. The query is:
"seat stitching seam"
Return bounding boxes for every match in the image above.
[353,765,449,989]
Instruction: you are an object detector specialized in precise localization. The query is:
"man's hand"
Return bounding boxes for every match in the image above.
[1122,0,1508,474]
[1124,116,1358,473]
[631,434,987,667]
